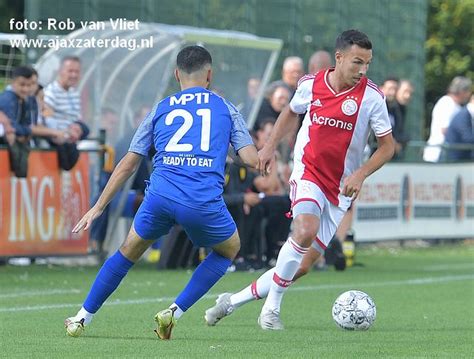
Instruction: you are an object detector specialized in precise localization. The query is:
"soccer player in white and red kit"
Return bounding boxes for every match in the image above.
[204,30,395,330]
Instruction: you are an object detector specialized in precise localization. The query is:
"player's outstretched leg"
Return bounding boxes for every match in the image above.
[205,268,274,326]
[204,247,321,326]
[65,227,151,337]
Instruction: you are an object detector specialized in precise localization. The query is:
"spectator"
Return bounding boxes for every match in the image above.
[253,81,290,131]
[0,66,35,177]
[308,50,332,73]
[240,76,261,118]
[44,56,89,142]
[44,56,90,170]
[396,79,415,118]
[444,95,474,161]
[380,77,406,158]
[423,76,472,162]
[281,56,304,95]
[394,79,414,157]
[0,66,34,139]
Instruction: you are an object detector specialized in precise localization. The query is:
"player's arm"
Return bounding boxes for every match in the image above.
[236,144,259,169]
[257,106,299,175]
[72,152,143,233]
[258,77,310,176]
[342,133,395,199]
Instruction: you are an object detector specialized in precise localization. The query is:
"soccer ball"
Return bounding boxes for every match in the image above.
[332,290,376,330]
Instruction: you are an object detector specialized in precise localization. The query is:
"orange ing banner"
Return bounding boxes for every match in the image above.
[0,150,90,256]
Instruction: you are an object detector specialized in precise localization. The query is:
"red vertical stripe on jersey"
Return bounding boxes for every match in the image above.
[301,71,368,206]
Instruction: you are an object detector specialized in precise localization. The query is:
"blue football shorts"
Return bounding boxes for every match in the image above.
[133,193,237,248]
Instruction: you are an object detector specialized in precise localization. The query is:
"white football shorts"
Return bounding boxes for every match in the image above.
[289,179,346,254]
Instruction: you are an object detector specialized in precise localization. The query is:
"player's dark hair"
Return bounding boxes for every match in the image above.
[11,66,34,79]
[335,30,372,51]
[177,45,212,74]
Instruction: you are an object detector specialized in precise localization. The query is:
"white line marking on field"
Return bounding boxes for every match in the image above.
[0,274,472,313]
[0,289,81,299]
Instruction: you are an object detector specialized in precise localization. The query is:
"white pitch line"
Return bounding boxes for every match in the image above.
[0,289,81,299]
[0,274,472,314]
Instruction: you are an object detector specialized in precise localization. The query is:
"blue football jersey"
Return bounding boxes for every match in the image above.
[129,86,253,209]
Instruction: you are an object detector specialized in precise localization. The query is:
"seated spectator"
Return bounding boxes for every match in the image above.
[444,95,474,161]
[0,66,35,176]
[44,56,90,169]
[0,66,34,140]
[239,76,261,118]
[253,81,291,131]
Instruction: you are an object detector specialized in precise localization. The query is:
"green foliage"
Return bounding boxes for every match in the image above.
[425,0,474,110]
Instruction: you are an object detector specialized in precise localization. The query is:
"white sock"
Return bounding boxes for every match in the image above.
[230,268,275,308]
[75,307,94,325]
[170,303,184,319]
[262,238,308,313]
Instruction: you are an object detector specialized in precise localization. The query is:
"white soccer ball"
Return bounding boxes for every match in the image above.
[332,290,376,330]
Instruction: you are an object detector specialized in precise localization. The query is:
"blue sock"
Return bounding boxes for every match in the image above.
[83,250,134,313]
[175,251,232,312]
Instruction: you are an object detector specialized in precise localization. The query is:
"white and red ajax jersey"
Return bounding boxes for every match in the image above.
[289,68,391,209]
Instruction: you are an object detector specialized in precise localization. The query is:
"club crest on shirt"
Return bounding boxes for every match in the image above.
[341,98,358,116]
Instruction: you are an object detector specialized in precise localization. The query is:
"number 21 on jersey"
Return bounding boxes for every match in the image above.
[164,108,211,152]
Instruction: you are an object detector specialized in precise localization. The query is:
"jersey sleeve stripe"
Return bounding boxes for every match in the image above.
[297,74,315,87]
[376,128,393,137]
[367,81,385,98]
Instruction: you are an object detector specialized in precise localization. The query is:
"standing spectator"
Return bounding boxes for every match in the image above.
[423,76,472,162]
[380,77,406,157]
[44,56,90,169]
[308,50,332,73]
[444,95,474,161]
[394,79,414,158]
[281,56,304,96]
[396,79,415,119]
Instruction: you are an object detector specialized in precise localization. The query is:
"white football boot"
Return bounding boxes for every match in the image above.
[204,293,234,326]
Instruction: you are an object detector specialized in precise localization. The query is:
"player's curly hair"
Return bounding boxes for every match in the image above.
[335,29,372,51]
[177,45,212,74]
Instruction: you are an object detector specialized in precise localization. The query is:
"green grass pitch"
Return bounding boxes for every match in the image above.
[1,243,473,358]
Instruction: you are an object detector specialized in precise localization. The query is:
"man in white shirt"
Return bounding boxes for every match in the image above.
[423,76,472,162]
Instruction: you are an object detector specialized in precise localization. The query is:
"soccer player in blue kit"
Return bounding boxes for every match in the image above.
[65,45,259,340]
